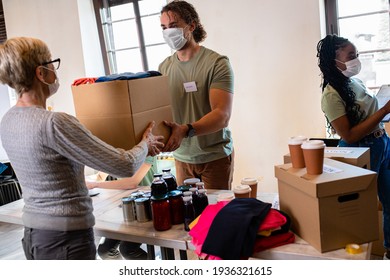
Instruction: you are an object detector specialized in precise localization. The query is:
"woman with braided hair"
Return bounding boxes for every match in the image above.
[317,34,390,260]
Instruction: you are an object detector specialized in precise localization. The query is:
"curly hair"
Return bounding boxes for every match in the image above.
[161,0,207,43]
[0,37,51,95]
[316,34,363,129]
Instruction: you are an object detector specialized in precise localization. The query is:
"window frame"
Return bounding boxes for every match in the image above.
[93,0,166,75]
[324,0,390,90]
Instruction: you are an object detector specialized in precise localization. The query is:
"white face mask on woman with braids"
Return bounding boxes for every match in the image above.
[335,57,362,78]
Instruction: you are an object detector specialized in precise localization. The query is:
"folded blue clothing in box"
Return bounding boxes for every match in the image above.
[0,162,8,175]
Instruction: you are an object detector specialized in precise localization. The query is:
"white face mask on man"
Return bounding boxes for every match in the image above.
[335,58,362,78]
[40,67,60,97]
[162,26,188,51]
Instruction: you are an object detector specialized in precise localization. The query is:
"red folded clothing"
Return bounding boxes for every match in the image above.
[253,231,296,252]
[72,77,97,86]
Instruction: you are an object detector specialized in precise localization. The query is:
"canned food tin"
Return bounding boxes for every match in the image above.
[122,197,136,222]
[135,197,151,222]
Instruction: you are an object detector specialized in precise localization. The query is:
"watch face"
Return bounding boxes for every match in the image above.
[188,128,195,137]
[187,124,195,137]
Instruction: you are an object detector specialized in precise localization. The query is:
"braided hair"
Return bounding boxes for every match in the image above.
[316,34,363,129]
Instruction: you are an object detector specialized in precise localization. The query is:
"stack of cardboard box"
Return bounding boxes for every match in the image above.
[278,149,381,253]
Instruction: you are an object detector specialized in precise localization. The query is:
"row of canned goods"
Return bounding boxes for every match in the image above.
[121,176,209,232]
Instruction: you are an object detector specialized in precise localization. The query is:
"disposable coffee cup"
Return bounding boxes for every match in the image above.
[233,185,251,199]
[301,140,326,175]
[288,136,307,168]
[216,192,235,202]
[241,177,258,198]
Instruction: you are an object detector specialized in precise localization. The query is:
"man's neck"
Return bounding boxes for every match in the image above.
[177,43,201,62]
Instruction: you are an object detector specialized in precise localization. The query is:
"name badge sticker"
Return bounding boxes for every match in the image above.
[184,81,198,93]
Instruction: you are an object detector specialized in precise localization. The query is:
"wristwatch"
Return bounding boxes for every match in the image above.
[186,123,196,138]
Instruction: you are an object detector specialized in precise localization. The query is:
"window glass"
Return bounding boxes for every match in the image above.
[115,48,143,73]
[110,3,135,20]
[112,19,139,49]
[139,0,166,15]
[339,13,390,52]
[146,45,172,71]
[97,0,169,72]
[338,0,388,17]
[336,0,390,88]
[142,15,165,45]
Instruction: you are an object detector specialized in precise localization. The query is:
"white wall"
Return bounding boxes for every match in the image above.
[2,0,104,115]
[1,0,326,192]
[190,0,326,192]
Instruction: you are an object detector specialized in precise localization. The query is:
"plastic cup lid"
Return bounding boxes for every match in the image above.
[233,184,252,194]
[216,192,235,201]
[183,178,201,184]
[182,196,192,202]
[288,136,307,145]
[301,140,326,149]
[182,191,192,196]
[241,177,257,185]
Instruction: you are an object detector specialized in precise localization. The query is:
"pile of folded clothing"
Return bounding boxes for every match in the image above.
[189,198,295,260]
[71,71,161,86]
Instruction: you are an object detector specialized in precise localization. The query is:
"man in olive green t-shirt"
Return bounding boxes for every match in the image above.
[158,1,234,190]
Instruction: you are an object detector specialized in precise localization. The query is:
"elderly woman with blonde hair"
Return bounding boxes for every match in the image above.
[0,37,164,260]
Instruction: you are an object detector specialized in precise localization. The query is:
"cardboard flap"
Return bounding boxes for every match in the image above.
[72,81,131,116]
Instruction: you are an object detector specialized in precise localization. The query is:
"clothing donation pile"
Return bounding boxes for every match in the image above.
[71,71,161,86]
[189,198,295,260]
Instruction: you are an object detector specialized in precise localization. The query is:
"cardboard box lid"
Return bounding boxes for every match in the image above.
[275,158,376,198]
[324,146,369,160]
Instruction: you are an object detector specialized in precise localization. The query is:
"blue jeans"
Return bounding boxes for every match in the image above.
[339,133,390,250]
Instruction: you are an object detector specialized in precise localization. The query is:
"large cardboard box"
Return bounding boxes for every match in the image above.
[71,76,172,150]
[275,158,379,253]
[284,147,370,169]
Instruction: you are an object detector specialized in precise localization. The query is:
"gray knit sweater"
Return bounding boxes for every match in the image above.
[0,106,147,231]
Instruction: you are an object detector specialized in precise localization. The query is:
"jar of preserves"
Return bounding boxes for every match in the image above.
[196,188,209,215]
[151,174,168,197]
[162,168,178,192]
[168,190,184,225]
[151,194,172,231]
[183,196,195,231]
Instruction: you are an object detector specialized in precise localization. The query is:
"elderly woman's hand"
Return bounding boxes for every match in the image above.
[142,121,165,156]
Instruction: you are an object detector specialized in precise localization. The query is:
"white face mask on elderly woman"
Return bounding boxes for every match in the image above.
[335,58,362,78]
[40,67,60,97]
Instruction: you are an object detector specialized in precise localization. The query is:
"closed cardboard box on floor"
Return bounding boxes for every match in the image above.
[71,76,172,150]
[275,158,379,253]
